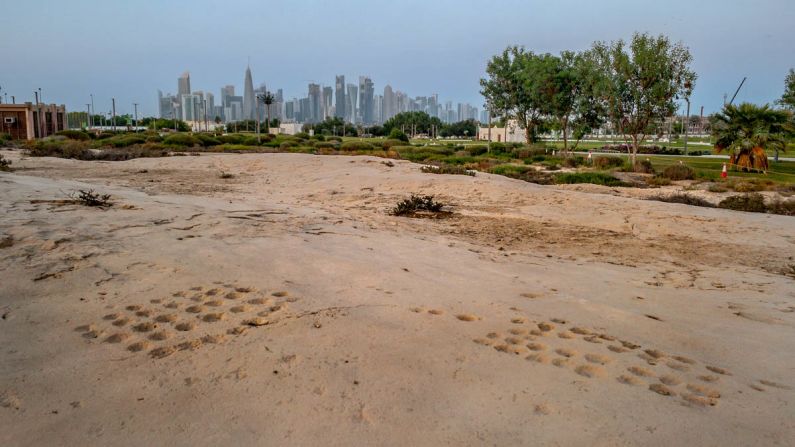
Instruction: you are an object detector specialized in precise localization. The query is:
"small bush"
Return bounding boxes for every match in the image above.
[340,141,375,151]
[218,134,247,145]
[381,139,406,149]
[633,159,655,174]
[219,171,234,179]
[105,134,147,148]
[392,195,445,216]
[661,164,695,180]
[593,156,624,169]
[732,181,765,193]
[707,183,728,193]
[71,189,112,207]
[56,130,90,140]
[0,154,11,171]
[279,141,299,149]
[327,136,342,142]
[562,156,584,168]
[555,172,627,187]
[163,133,199,147]
[194,134,221,147]
[313,141,338,150]
[388,128,409,142]
[460,145,483,156]
[648,194,714,207]
[0,133,11,143]
[718,193,767,213]
[767,198,795,216]
[420,165,475,176]
[646,176,672,187]
[294,132,310,140]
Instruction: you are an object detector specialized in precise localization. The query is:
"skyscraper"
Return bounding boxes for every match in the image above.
[346,83,358,123]
[242,66,256,121]
[358,76,374,124]
[383,85,395,122]
[308,83,322,123]
[335,75,346,120]
[177,72,191,96]
[322,86,333,119]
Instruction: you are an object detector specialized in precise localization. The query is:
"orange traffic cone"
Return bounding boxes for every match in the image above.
[721,163,728,179]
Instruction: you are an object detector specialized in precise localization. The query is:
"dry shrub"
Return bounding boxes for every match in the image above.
[718,193,767,213]
[392,195,445,216]
[646,176,671,187]
[0,154,10,172]
[593,156,624,169]
[661,164,695,180]
[648,194,714,207]
[767,198,795,216]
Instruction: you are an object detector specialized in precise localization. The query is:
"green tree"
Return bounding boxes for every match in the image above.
[388,128,409,142]
[711,103,791,169]
[779,69,795,111]
[382,112,443,137]
[309,117,356,136]
[481,47,544,143]
[439,120,477,138]
[590,33,697,164]
[148,118,189,132]
[259,92,275,135]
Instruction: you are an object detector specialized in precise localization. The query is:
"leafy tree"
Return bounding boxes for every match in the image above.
[712,103,791,169]
[590,33,696,164]
[388,128,409,142]
[439,120,477,138]
[780,69,795,111]
[481,47,545,143]
[308,117,356,136]
[382,111,443,136]
[148,118,189,132]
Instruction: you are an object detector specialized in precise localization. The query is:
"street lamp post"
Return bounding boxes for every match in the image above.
[133,103,139,130]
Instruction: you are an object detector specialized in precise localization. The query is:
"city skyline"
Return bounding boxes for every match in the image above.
[1,0,793,118]
[156,66,483,126]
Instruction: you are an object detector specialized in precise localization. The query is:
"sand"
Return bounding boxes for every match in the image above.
[0,149,794,446]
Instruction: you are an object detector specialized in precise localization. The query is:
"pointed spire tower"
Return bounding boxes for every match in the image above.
[242,63,256,121]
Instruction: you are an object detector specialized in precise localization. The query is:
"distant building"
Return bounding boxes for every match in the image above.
[358,76,374,124]
[383,85,395,122]
[177,71,191,96]
[322,86,333,119]
[0,102,67,140]
[308,83,321,123]
[335,75,345,119]
[346,83,358,123]
[242,66,256,120]
[477,120,524,143]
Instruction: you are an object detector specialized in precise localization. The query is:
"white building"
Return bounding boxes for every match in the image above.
[477,120,525,143]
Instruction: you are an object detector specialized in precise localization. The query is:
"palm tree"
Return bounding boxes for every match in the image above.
[711,103,790,171]
[261,92,275,135]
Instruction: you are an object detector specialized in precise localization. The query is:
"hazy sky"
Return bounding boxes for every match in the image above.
[1,0,793,117]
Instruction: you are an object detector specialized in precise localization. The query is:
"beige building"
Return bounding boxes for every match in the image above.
[476,119,525,143]
[0,103,67,140]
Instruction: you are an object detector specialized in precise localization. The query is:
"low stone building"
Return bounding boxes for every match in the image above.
[0,103,67,140]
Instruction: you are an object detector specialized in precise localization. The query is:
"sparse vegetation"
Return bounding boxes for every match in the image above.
[392,195,446,216]
[219,171,234,179]
[661,164,695,180]
[71,189,113,207]
[421,165,475,176]
[648,194,714,207]
[593,156,624,169]
[718,193,767,213]
[555,172,627,187]
[0,154,11,172]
